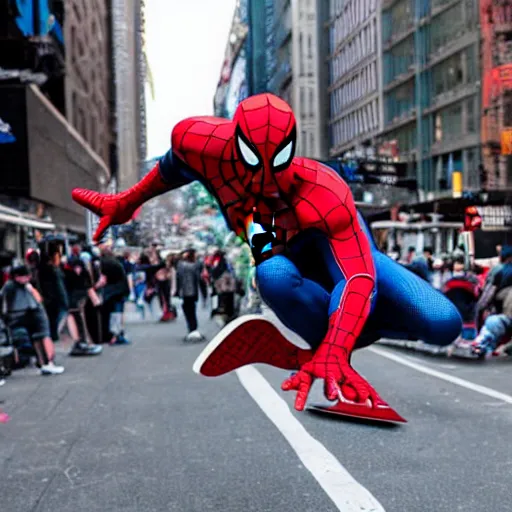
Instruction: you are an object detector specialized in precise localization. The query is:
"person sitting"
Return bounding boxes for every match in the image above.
[472,245,512,357]
[0,265,64,375]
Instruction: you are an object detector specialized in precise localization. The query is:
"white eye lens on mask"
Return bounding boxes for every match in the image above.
[238,136,259,166]
[273,141,293,168]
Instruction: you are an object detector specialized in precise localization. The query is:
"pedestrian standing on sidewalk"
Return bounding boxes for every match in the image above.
[97,244,131,345]
[64,249,103,356]
[176,248,203,342]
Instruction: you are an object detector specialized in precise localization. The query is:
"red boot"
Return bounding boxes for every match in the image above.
[159,310,176,322]
[193,315,313,377]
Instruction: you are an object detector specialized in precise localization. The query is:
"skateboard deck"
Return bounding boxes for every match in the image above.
[307,401,407,424]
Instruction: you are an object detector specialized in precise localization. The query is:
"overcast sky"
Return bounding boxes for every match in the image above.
[144,0,237,160]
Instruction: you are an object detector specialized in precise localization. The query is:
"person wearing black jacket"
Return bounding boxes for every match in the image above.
[64,253,103,356]
[38,242,69,342]
[97,245,130,345]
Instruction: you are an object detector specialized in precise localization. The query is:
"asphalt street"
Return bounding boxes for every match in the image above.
[2,305,512,512]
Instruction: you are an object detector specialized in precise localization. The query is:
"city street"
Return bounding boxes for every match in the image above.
[2,308,512,512]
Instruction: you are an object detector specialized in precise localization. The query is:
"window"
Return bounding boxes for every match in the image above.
[435,114,443,142]
[504,91,512,127]
[384,35,414,85]
[431,3,465,53]
[390,0,413,39]
[432,51,465,98]
[465,148,477,188]
[466,98,476,133]
[434,102,463,142]
[385,80,415,124]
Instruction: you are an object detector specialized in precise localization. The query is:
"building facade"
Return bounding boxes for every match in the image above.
[480,0,512,191]
[214,0,328,159]
[262,0,329,159]
[213,0,250,119]
[327,0,383,158]
[64,0,112,168]
[111,0,147,190]
[0,0,111,242]
[0,0,147,256]
[291,0,329,159]
[268,0,293,104]
[378,0,481,198]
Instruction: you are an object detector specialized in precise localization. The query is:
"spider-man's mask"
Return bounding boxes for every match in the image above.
[233,94,297,199]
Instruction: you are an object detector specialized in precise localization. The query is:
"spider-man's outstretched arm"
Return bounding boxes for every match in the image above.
[73,152,188,241]
[282,159,378,410]
[72,116,231,241]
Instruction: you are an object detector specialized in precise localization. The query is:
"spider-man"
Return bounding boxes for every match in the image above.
[73,93,462,422]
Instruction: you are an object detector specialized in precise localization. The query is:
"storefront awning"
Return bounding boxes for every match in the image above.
[0,205,55,230]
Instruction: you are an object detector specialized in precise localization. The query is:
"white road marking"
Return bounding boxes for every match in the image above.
[369,347,512,405]
[236,366,385,512]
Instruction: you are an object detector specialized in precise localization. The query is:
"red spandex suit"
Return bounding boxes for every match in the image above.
[73,93,462,423]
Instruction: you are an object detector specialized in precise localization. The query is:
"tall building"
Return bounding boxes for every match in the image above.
[111,0,147,190]
[64,0,113,171]
[214,0,328,159]
[0,0,147,256]
[327,0,383,158]
[480,0,512,191]
[213,0,250,118]
[264,0,328,159]
[291,0,329,159]
[268,0,293,104]
[378,0,481,198]
[0,0,112,245]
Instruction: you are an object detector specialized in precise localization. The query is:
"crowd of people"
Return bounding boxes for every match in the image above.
[0,238,253,390]
[1,232,509,422]
[388,242,512,356]
[389,244,486,289]
[0,238,135,380]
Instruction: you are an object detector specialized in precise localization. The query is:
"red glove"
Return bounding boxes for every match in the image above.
[281,343,380,411]
[72,188,137,242]
[72,166,171,242]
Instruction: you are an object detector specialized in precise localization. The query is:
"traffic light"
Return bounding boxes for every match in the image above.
[464,206,482,231]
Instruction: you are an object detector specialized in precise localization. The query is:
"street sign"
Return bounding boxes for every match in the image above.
[476,205,512,230]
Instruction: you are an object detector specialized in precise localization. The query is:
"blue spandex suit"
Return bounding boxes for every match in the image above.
[255,213,462,351]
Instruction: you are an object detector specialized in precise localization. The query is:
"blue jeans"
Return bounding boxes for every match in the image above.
[477,314,512,350]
